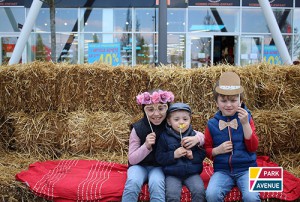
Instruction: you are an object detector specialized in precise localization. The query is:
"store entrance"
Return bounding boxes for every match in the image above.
[213,35,236,65]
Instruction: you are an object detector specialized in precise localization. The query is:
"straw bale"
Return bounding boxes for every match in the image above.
[5,110,132,158]
[252,106,300,156]
[0,151,47,202]
[0,62,58,114]
[55,64,149,113]
[272,152,300,178]
[144,65,265,114]
[65,110,132,155]
[1,62,300,115]
[252,64,300,110]
[0,61,151,114]
[7,111,68,158]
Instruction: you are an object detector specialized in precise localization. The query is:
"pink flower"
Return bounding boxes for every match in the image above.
[151,91,162,104]
[160,91,174,103]
[136,92,151,105]
[136,90,175,105]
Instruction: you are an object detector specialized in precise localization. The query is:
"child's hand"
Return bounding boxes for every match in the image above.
[214,141,233,155]
[181,136,199,149]
[237,107,249,125]
[145,132,156,150]
[174,147,187,159]
[186,149,193,159]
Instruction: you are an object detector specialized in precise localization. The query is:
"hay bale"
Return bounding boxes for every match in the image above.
[6,110,132,158]
[253,106,300,156]
[7,111,67,158]
[55,64,149,114]
[0,62,58,114]
[66,110,132,155]
[252,64,300,110]
[271,152,300,178]
[1,62,300,115]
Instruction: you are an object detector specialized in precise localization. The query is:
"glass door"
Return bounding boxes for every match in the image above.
[240,36,263,66]
[187,34,212,68]
[1,36,19,65]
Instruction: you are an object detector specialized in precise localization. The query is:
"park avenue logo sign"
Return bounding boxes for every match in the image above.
[249,167,283,192]
[269,0,276,3]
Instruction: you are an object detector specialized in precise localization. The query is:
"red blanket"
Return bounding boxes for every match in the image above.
[16,156,300,202]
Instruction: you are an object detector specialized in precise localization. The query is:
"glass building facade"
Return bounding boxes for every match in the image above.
[1,0,300,67]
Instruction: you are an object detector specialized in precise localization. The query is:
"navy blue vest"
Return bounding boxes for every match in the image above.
[131,117,166,166]
[207,105,257,174]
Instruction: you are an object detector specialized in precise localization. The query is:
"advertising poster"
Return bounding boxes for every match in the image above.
[242,0,293,7]
[189,0,240,6]
[88,43,121,66]
[0,0,24,6]
[263,45,282,65]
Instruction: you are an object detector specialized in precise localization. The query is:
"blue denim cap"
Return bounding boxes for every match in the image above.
[168,102,192,114]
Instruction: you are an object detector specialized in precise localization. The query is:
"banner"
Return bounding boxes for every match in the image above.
[242,0,293,7]
[25,0,156,8]
[88,43,121,66]
[189,0,240,6]
[0,0,24,6]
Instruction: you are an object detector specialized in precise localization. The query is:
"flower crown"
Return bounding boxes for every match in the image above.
[136,90,175,105]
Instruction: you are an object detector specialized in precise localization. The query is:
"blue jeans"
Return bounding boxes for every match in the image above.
[166,174,205,202]
[122,165,165,202]
[206,170,260,202]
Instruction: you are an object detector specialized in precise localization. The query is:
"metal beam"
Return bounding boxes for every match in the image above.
[9,0,43,65]
[258,0,292,65]
[158,0,167,65]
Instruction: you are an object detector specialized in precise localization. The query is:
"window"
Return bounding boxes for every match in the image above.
[242,8,292,33]
[0,7,25,32]
[188,7,239,32]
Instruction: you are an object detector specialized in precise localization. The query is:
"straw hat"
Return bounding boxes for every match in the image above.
[215,72,244,95]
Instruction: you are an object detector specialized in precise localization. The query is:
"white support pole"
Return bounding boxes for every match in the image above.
[258,0,292,65]
[9,0,43,65]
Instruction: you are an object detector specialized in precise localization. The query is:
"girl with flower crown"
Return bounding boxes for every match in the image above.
[122,90,201,202]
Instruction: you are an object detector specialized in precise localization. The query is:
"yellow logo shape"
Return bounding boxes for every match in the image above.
[250,167,260,179]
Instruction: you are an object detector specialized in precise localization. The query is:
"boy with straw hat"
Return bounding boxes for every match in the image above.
[204,72,260,201]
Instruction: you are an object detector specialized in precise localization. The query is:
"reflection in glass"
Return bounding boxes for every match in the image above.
[167,34,185,66]
[1,37,19,65]
[190,35,211,68]
[81,8,103,32]
[293,9,300,62]
[240,37,262,66]
[263,35,292,65]
[135,8,157,32]
[114,9,132,32]
[188,8,239,32]
[135,33,156,65]
[115,33,132,66]
[29,33,78,63]
[35,9,77,32]
[242,8,292,33]
[167,9,186,32]
[0,8,25,32]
